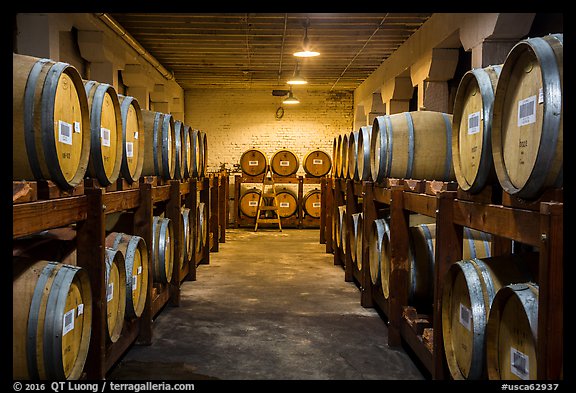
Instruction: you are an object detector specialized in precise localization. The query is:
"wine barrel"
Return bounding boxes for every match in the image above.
[196,202,208,253]
[408,224,436,310]
[331,137,338,177]
[104,247,127,343]
[462,227,492,260]
[198,131,208,177]
[452,65,502,193]
[334,135,342,178]
[271,149,299,176]
[442,254,537,380]
[492,34,563,199]
[368,218,389,286]
[181,207,194,263]
[105,232,149,319]
[181,123,192,179]
[303,149,332,177]
[84,80,123,186]
[347,130,360,180]
[152,216,174,283]
[302,189,321,218]
[118,95,145,183]
[371,111,454,183]
[350,213,363,270]
[335,205,346,250]
[340,133,349,179]
[173,120,186,180]
[13,258,92,380]
[239,188,262,218]
[188,129,201,178]
[276,187,298,218]
[356,125,373,181]
[13,54,90,189]
[141,110,176,180]
[240,148,268,176]
[486,282,539,380]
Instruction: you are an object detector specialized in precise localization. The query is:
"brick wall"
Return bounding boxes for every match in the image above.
[184,88,354,176]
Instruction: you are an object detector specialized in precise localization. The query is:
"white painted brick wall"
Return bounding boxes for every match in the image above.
[184,88,354,176]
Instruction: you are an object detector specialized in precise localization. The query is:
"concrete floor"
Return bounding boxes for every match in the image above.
[108,228,425,381]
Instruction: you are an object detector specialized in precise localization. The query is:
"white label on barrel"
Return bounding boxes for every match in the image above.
[280,202,290,208]
[74,121,81,133]
[538,88,544,104]
[107,283,114,302]
[101,127,111,147]
[63,309,75,336]
[126,142,134,158]
[459,303,472,331]
[468,112,481,135]
[313,202,321,208]
[58,120,73,145]
[248,161,259,166]
[132,275,138,292]
[280,161,290,167]
[134,131,138,140]
[518,95,537,127]
[138,266,142,275]
[249,201,258,207]
[77,304,84,316]
[313,159,323,165]
[510,347,529,380]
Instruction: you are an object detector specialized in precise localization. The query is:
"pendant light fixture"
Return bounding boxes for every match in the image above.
[294,18,320,58]
[283,87,300,105]
[287,61,308,85]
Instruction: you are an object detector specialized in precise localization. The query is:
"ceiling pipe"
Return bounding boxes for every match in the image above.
[94,13,175,81]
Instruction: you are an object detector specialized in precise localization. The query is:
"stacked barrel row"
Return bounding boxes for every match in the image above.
[333,33,562,201]
[238,148,329,220]
[13,53,209,191]
[330,34,562,381]
[12,53,212,380]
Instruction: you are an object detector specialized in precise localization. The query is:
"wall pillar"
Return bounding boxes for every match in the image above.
[381,74,413,115]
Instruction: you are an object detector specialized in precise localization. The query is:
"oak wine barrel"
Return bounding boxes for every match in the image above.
[84,80,123,186]
[452,65,502,193]
[491,34,563,199]
[239,188,262,218]
[181,207,194,263]
[303,149,331,177]
[13,258,92,380]
[173,120,186,180]
[188,129,201,178]
[152,216,174,283]
[334,135,342,178]
[371,111,454,183]
[368,218,389,286]
[141,110,176,180]
[105,232,149,319]
[335,205,346,250]
[442,254,537,380]
[240,148,268,176]
[356,125,373,181]
[331,137,338,177]
[198,131,208,177]
[13,54,90,189]
[181,123,192,179]
[270,149,299,176]
[276,187,298,218]
[340,133,349,179]
[104,247,127,343]
[196,202,209,253]
[347,130,360,180]
[486,282,539,380]
[118,95,145,183]
[302,189,321,218]
[350,212,363,270]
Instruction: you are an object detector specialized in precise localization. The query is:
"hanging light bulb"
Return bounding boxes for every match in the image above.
[294,19,320,58]
[287,61,308,85]
[283,87,300,105]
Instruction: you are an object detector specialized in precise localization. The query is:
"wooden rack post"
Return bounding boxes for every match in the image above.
[210,174,220,252]
[218,172,228,243]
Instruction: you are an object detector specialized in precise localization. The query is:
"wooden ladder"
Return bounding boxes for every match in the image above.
[254,168,282,232]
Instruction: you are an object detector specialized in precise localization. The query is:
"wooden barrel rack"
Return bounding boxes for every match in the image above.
[322,175,562,380]
[12,171,228,379]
